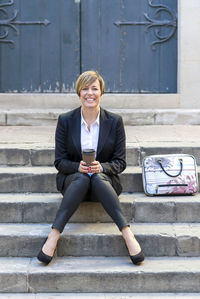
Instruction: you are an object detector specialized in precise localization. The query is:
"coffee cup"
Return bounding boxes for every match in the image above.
[82,149,95,166]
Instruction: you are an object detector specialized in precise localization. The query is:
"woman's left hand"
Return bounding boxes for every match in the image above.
[89,160,102,173]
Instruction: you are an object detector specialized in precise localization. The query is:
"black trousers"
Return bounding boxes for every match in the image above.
[52,172,128,233]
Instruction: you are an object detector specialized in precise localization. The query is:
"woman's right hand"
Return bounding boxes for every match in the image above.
[79,160,89,173]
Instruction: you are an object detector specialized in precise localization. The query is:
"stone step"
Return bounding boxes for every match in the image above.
[2,125,200,145]
[1,125,200,166]
[0,193,200,224]
[0,166,143,193]
[0,144,55,167]
[0,166,199,193]
[1,143,200,167]
[0,166,57,193]
[0,193,133,224]
[1,108,200,126]
[1,294,200,299]
[0,93,180,109]
[0,256,199,293]
[0,223,199,257]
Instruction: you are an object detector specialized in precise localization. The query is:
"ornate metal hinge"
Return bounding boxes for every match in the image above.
[0,0,50,47]
[114,0,177,50]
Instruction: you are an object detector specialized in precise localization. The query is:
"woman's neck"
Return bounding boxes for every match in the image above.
[82,107,100,125]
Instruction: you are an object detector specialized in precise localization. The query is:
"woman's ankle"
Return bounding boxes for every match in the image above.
[121,226,141,256]
[121,226,134,240]
[42,229,60,256]
[48,228,60,241]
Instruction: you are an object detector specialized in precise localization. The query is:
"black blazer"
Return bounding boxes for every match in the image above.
[54,106,126,195]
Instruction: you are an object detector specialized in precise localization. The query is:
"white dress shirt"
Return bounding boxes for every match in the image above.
[80,109,103,174]
[81,109,100,156]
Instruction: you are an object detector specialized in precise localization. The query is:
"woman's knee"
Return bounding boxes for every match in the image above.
[90,173,112,189]
[63,172,90,193]
[92,173,111,181]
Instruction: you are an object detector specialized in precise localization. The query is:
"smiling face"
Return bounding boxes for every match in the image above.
[79,79,102,111]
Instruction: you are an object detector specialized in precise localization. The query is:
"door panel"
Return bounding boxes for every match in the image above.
[0,0,80,92]
[0,0,177,93]
[81,0,177,93]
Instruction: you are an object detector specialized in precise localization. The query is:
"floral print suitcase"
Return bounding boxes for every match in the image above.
[142,154,199,195]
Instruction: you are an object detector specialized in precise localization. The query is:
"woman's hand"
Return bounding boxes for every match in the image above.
[79,160,102,173]
[79,161,89,173]
[90,160,102,173]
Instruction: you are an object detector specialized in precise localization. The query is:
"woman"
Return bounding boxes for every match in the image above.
[37,70,144,265]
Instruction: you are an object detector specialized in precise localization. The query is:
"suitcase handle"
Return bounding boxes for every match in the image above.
[157,158,183,177]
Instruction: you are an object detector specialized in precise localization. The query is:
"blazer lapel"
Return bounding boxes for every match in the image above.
[97,108,113,156]
[70,107,82,158]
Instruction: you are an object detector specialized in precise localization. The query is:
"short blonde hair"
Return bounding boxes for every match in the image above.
[76,70,105,96]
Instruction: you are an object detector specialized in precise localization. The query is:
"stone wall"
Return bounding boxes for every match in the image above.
[179,0,200,108]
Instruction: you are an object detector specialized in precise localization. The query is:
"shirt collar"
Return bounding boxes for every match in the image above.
[81,109,100,126]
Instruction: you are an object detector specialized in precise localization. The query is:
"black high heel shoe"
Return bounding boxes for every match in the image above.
[130,250,145,265]
[37,238,55,265]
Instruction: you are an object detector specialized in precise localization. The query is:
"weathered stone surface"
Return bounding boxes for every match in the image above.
[0,94,180,109]
[134,197,175,223]
[0,118,200,296]
[0,165,199,193]
[133,193,200,223]
[23,195,132,224]
[23,198,59,223]
[6,110,62,126]
[0,200,23,223]
[0,145,140,166]
[176,200,200,222]
[1,125,200,146]
[126,145,140,166]
[120,168,143,192]
[1,126,200,166]
[0,112,6,125]
[0,258,29,292]
[0,257,200,293]
[0,148,30,166]
[1,193,200,224]
[139,145,200,166]
[0,167,57,193]
[0,256,200,293]
[155,110,200,125]
[0,295,36,298]
[1,293,200,299]
[125,126,200,143]
[175,224,200,257]
[1,144,200,166]
[28,257,200,293]
[31,149,54,166]
[0,194,133,223]
[1,144,200,167]
[0,126,54,144]
[109,109,155,125]
[1,223,200,257]
[3,108,200,126]
[0,166,142,193]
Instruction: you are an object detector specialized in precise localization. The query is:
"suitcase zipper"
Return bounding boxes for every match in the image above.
[156,184,188,193]
[157,184,188,187]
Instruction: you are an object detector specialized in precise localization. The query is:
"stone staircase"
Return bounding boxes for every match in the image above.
[0,95,200,297]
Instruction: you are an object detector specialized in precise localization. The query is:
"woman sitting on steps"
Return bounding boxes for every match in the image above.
[37,70,145,266]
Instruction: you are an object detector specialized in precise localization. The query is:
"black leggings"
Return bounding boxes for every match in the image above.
[52,172,128,233]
